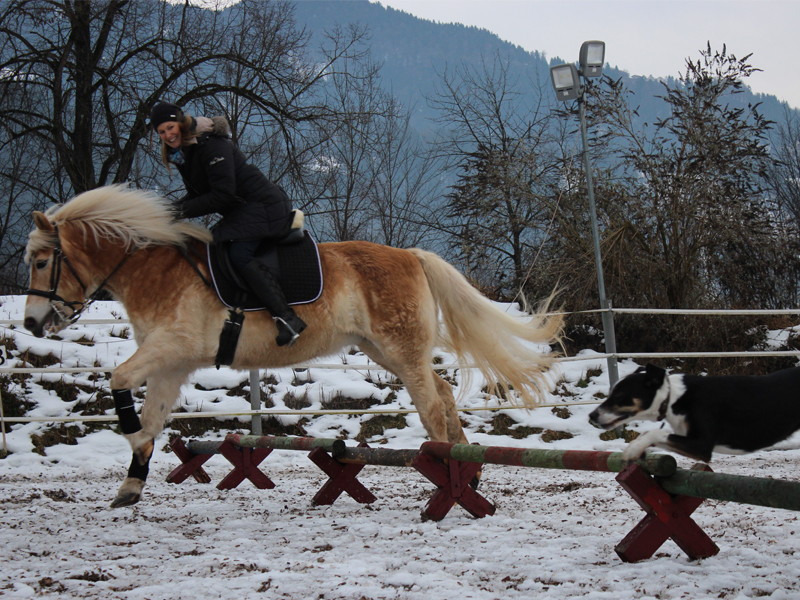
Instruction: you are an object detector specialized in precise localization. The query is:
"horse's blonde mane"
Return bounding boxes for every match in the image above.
[26,184,212,261]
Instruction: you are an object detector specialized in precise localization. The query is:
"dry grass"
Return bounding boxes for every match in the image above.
[356,415,407,442]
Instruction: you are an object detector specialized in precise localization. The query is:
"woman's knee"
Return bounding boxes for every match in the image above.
[228,240,260,271]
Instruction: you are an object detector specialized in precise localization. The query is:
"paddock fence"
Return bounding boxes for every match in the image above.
[2,306,800,449]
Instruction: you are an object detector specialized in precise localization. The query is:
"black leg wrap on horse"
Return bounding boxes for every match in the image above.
[112,389,142,435]
[127,452,150,481]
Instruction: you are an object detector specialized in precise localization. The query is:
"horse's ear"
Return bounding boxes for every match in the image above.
[32,211,54,232]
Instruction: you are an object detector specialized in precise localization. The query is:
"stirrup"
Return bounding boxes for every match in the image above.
[274,316,302,347]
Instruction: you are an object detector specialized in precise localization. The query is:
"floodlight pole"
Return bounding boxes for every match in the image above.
[577,88,619,387]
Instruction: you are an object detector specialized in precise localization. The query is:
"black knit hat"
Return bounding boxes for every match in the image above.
[149,101,183,130]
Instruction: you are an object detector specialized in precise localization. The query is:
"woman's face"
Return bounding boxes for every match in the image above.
[157,121,182,149]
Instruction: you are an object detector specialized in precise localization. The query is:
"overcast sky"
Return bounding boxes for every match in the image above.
[371,0,800,109]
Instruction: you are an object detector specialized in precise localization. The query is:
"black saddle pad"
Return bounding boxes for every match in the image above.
[206,233,323,310]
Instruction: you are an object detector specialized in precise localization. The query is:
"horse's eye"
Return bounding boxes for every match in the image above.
[35,259,49,270]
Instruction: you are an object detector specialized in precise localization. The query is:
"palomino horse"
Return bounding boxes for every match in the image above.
[24,185,563,508]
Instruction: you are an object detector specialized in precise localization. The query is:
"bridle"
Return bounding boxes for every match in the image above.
[26,225,134,327]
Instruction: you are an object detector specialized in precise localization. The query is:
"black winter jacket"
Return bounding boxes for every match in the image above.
[173,118,292,243]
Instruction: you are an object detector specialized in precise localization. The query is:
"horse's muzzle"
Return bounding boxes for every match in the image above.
[23,308,60,338]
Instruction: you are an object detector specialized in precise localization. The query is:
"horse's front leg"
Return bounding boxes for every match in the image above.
[110,370,191,508]
[109,336,196,507]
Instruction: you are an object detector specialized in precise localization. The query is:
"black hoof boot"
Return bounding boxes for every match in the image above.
[134,439,154,466]
[470,473,482,490]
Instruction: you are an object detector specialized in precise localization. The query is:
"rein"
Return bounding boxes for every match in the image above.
[26,225,134,326]
[177,244,212,288]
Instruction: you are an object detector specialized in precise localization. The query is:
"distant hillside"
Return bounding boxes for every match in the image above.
[292,0,796,133]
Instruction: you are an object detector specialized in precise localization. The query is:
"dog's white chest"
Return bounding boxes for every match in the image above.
[665,378,689,436]
[666,414,689,436]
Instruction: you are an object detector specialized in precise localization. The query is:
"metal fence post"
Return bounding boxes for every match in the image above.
[249,369,262,436]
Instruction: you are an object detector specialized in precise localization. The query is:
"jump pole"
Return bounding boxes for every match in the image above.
[225,434,346,457]
[658,468,800,511]
[322,444,676,521]
[419,442,678,477]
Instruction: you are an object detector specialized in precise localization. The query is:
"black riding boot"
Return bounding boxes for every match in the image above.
[240,259,307,347]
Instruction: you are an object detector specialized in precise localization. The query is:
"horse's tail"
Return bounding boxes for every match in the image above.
[409,248,564,408]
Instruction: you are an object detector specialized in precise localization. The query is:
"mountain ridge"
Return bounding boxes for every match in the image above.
[291,0,795,132]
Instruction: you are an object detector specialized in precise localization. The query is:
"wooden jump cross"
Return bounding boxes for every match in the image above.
[308,442,377,506]
[167,437,274,490]
[166,435,800,563]
[615,463,719,562]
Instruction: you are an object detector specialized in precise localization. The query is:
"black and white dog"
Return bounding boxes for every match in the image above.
[588,363,800,463]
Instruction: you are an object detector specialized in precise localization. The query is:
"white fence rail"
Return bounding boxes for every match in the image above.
[2,308,799,436]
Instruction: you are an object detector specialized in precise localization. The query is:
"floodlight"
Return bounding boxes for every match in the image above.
[548,40,618,386]
[579,40,605,77]
[550,63,581,101]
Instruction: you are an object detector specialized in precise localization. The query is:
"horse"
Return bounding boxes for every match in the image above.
[23,185,563,508]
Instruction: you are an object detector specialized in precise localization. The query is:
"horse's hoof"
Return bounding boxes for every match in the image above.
[135,439,154,466]
[110,492,141,508]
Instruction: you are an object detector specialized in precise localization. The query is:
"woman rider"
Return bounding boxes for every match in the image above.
[149,101,306,347]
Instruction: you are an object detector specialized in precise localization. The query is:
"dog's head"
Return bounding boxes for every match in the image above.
[588,363,669,429]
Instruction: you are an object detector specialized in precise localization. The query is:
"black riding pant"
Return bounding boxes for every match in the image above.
[228,239,261,272]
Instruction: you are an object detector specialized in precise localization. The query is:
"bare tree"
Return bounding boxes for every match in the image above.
[555,44,797,311]
[301,52,440,247]
[767,105,800,227]
[307,51,385,242]
[428,51,562,297]
[0,0,377,289]
[364,100,443,249]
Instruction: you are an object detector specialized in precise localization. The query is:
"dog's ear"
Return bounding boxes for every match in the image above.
[643,363,666,388]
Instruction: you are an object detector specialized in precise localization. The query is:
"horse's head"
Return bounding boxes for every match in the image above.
[23,185,213,337]
[24,211,88,337]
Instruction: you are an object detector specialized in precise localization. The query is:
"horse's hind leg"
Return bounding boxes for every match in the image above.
[111,371,188,508]
[432,370,482,487]
[396,365,450,441]
[358,339,465,443]
[433,373,468,444]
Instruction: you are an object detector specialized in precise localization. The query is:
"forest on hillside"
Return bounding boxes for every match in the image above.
[2,0,800,359]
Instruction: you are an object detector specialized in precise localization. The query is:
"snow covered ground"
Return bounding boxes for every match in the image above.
[2,295,800,599]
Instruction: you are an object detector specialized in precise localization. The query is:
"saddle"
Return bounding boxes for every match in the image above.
[206,228,323,311]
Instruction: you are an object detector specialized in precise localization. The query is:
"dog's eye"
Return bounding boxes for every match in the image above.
[611,395,634,407]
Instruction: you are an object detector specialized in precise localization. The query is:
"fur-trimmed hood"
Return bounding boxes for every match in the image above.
[194,116,230,138]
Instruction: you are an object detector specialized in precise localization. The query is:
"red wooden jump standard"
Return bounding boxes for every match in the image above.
[166,436,213,485]
[614,462,719,562]
[308,443,495,520]
[215,441,274,490]
[166,437,274,490]
[412,451,495,521]
[308,442,378,506]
